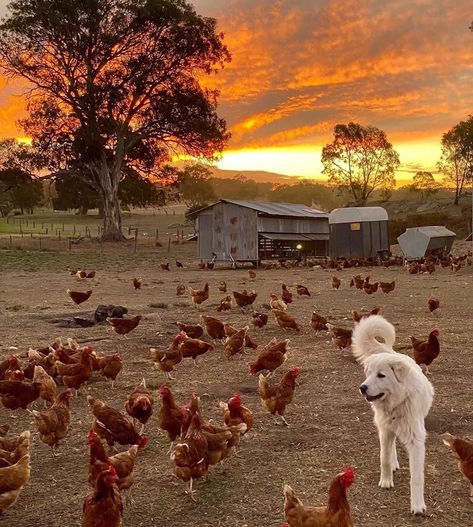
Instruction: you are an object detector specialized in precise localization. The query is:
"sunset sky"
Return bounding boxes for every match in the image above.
[1,0,472,182]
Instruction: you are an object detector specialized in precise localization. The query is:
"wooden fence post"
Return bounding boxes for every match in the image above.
[155,228,159,245]
[134,229,138,253]
[9,235,12,249]
[39,236,42,250]
[58,231,61,241]
[167,236,171,253]
[68,238,71,252]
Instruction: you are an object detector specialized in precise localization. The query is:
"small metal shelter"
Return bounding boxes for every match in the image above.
[329,206,389,259]
[194,199,329,262]
[397,226,456,260]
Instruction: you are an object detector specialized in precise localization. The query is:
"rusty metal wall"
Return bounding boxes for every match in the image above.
[209,202,258,261]
[197,211,214,259]
[258,217,329,234]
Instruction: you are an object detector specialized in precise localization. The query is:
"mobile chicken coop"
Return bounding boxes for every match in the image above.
[397,226,456,260]
[328,206,390,259]
[194,199,329,263]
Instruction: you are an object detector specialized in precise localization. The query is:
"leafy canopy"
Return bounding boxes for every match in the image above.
[321,122,399,205]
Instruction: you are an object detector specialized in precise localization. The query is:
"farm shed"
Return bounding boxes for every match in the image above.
[195,199,329,263]
[329,206,389,259]
[397,226,456,260]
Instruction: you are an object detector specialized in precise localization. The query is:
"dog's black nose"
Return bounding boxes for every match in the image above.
[359,384,368,395]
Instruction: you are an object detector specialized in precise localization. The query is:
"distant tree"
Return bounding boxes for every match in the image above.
[53,175,99,215]
[269,180,340,210]
[210,176,271,201]
[0,168,42,214]
[437,117,473,205]
[410,171,438,200]
[54,169,166,214]
[322,122,399,205]
[178,163,216,206]
[0,0,230,240]
[0,139,43,214]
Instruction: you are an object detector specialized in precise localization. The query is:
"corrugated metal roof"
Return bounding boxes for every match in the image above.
[404,226,456,238]
[329,206,388,224]
[196,199,329,218]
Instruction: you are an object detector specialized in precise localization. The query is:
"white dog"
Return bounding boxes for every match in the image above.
[352,315,434,514]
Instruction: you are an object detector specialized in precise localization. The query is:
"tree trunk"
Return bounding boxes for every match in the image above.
[100,188,125,241]
[454,189,459,205]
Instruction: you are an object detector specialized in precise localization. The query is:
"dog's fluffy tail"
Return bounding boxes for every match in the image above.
[351,315,396,365]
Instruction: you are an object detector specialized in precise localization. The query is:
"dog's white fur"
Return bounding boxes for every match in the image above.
[352,315,434,514]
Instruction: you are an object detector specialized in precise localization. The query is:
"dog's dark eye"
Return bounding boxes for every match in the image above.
[377,373,386,378]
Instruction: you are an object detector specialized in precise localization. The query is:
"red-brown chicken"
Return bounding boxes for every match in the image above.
[224,323,258,350]
[233,290,258,310]
[67,289,93,304]
[332,276,341,289]
[218,281,227,292]
[428,296,440,313]
[3,356,24,381]
[0,380,41,411]
[125,379,154,433]
[174,322,204,339]
[133,277,142,290]
[258,368,301,425]
[33,365,57,406]
[351,307,380,323]
[249,338,290,375]
[219,392,254,434]
[87,396,147,448]
[410,329,440,374]
[281,284,293,304]
[158,384,187,443]
[201,315,226,340]
[56,347,95,392]
[87,429,142,502]
[251,311,268,329]
[107,315,143,335]
[326,324,352,349]
[441,433,473,502]
[223,326,248,359]
[189,282,209,306]
[379,280,395,294]
[170,412,209,500]
[363,281,379,295]
[284,467,355,527]
[216,295,232,313]
[150,331,186,379]
[310,312,328,334]
[272,309,301,332]
[296,285,310,297]
[176,283,186,296]
[97,353,122,387]
[180,336,215,365]
[29,389,73,455]
[0,430,31,514]
[82,466,123,527]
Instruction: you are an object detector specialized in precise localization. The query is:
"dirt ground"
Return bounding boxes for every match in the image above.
[0,242,472,527]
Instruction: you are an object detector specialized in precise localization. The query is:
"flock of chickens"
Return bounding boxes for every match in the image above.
[0,249,472,527]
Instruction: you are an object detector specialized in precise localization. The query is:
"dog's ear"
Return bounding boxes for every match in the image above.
[390,363,409,383]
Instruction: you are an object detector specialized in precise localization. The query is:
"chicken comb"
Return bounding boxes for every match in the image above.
[107,465,117,476]
[87,428,98,444]
[290,367,301,377]
[138,436,148,449]
[231,392,241,399]
[113,352,122,360]
[341,467,355,487]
